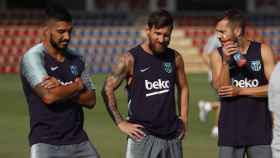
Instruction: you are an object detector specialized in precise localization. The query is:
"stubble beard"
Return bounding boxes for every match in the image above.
[49,34,68,52]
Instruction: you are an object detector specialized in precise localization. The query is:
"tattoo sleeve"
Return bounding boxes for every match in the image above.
[101,54,130,124]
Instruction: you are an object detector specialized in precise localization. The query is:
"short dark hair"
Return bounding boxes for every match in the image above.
[45,4,72,22]
[219,9,246,35]
[147,9,173,29]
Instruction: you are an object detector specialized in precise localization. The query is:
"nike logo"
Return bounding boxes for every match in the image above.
[140,67,150,72]
[50,66,59,71]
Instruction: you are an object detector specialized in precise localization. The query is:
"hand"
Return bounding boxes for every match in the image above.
[222,41,239,62]
[40,76,60,89]
[218,85,240,97]
[117,121,146,140]
[74,77,85,91]
[178,118,188,140]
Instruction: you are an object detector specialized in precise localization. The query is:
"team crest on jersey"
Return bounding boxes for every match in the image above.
[163,62,172,73]
[70,65,79,75]
[250,60,262,72]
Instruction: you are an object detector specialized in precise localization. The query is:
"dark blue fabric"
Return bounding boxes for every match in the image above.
[21,49,88,146]
[217,42,272,146]
[127,45,181,139]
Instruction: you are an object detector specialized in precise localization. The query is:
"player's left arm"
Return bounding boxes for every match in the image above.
[175,51,189,138]
[219,43,276,97]
[73,65,96,109]
[70,59,96,109]
[72,89,96,109]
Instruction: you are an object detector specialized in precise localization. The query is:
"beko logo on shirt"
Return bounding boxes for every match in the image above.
[144,79,170,97]
[145,79,170,90]
[232,78,259,88]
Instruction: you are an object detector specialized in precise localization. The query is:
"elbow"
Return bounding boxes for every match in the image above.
[101,84,113,98]
[86,99,96,109]
[211,78,222,90]
[42,94,57,105]
[212,83,220,91]
[84,91,97,109]
[211,83,220,94]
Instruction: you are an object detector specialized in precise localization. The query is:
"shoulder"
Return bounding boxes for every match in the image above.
[126,45,141,59]
[259,42,275,61]
[20,43,48,87]
[118,52,134,67]
[172,50,184,67]
[173,50,182,59]
[260,42,273,52]
[22,43,44,59]
[21,43,45,63]
[128,46,137,53]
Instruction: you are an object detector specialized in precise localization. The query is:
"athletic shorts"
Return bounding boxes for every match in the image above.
[30,141,100,158]
[219,145,272,158]
[126,134,182,158]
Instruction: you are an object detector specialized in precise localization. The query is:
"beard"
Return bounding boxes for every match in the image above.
[49,34,68,52]
[148,41,168,54]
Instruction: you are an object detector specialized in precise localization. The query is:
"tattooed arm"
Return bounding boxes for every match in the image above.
[102,53,145,140]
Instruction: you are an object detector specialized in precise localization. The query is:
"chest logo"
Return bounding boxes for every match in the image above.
[232,78,259,88]
[50,66,58,71]
[163,62,172,73]
[140,67,150,72]
[250,60,262,72]
[70,65,79,75]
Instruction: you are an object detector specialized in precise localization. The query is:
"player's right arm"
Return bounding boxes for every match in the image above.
[209,50,229,90]
[101,53,145,140]
[210,41,243,99]
[21,51,84,105]
[200,53,210,69]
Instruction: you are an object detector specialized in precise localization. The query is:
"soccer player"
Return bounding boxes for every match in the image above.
[198,24,264,137]
[102,9,189,158]
[209,9,275,158]
[20,5,99,158]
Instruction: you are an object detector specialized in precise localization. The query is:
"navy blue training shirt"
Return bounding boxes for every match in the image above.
[20,43,95,146]
[127,45,181,139]
[218,41,272,146]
